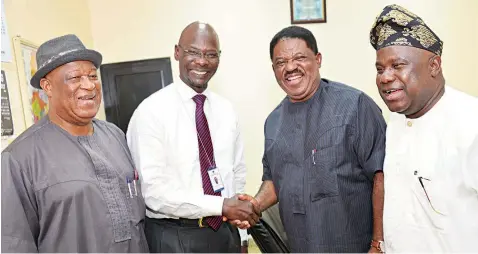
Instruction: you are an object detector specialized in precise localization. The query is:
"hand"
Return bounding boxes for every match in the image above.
[222,195,261,227]
[238,194,260,208]
[225,194,261,229]
[368,246,383,253]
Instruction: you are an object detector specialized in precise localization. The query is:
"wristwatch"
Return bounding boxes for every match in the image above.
[371,239,384,253]
[241,240,249,247]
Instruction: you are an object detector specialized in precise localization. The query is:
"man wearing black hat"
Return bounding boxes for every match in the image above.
[371,4,478,252]
[1,34,149,252]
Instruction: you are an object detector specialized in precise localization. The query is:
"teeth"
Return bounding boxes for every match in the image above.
[192,70,207,75]
[80,95,95,100]
[287,75,301,81]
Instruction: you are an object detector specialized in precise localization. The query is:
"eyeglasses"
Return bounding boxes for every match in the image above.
[177,45,220,61]
[418,176,445,216]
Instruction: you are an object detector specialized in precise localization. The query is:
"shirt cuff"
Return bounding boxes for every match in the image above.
[239,228,248,241]
[202,195,225,217]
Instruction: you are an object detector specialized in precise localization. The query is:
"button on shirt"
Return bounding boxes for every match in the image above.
[383,86,478,252]
[126,81,247,239]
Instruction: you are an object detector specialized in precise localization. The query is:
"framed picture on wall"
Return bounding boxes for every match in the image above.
[290,0,327,24]
[12,36,49,128]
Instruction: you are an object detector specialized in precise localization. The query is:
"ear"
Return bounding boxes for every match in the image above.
[315,52,322,68]
[39,78,53,98]
[174,45,180,61]
[429,55,442,77]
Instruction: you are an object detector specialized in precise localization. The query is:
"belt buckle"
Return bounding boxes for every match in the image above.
[198,217,206,228]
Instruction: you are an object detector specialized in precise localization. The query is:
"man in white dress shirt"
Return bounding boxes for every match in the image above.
[371,4,478,252]
[127,21,258,253]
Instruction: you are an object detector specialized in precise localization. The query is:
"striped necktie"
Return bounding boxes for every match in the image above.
[193,94,222,231]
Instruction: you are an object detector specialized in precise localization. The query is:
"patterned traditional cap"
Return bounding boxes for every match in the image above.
[370,4,443,56]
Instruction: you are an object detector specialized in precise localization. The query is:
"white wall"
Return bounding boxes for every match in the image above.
[88,0,478,194]
[2,0,472,192]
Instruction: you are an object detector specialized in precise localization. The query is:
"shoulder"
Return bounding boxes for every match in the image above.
[446,86,478,110]
[136,82,176,113]
[443,86,478,122]
[320,79,381,114]
[2,117,54,157]
[321,79,364,101]
[208,91,239,123]
[94,119,125,137]
[208,91,235,111]
[129,82,176,124]
[444,86,478,137]
[264,98,286,136]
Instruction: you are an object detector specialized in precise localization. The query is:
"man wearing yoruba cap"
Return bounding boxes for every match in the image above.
[1,35,149,252]
[371,4,478,253]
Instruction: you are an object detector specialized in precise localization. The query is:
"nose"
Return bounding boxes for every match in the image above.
[194,56,208,66]
[80,77,96,90]
[379,69,395,85]
[285,59,298,72]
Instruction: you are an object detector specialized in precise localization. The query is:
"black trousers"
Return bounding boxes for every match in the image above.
[145,217,241,253]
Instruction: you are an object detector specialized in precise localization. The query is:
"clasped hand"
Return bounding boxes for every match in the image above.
[222,194,261,229]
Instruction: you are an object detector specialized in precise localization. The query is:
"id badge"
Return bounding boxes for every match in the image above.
[207,166,224,193]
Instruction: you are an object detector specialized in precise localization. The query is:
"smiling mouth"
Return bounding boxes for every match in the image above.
[286,75,302,81]
[78,94,96,100]
[384,89,403,95]
[191,70,208,76]
[283,72,304,86]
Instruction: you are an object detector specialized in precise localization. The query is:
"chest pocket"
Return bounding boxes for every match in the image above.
[308,125,348,202]
[411,174,449,231]
[411,149,457,231]
[128,172,146,225]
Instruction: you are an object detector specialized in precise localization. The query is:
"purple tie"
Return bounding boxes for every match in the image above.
[193,94,222,231]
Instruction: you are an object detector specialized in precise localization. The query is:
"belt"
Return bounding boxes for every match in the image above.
[159,218,209,228]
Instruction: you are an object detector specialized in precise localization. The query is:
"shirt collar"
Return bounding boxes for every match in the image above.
[176,78,211,102]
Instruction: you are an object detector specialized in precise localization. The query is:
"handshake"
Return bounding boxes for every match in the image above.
[222,194,261,229]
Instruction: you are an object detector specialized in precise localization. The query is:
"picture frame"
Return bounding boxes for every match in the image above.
[12,36,48,128]
[290,0,327,24]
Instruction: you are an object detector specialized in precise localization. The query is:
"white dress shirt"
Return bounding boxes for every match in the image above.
[383,86,478,252]
[127,80,247,239]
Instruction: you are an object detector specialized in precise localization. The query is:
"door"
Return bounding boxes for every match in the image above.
[100,57,173,133]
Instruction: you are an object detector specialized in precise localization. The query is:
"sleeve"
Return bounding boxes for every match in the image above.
[354,93,387,181]
[230,115,249,242]
[232,118,247,195]
[262,119,273,181]
[262,153,272,181]
[239,228,248,242]
[1,151,39,253]
[464,133,478,192]
[126,104,224,219]
[228,113,249,242]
